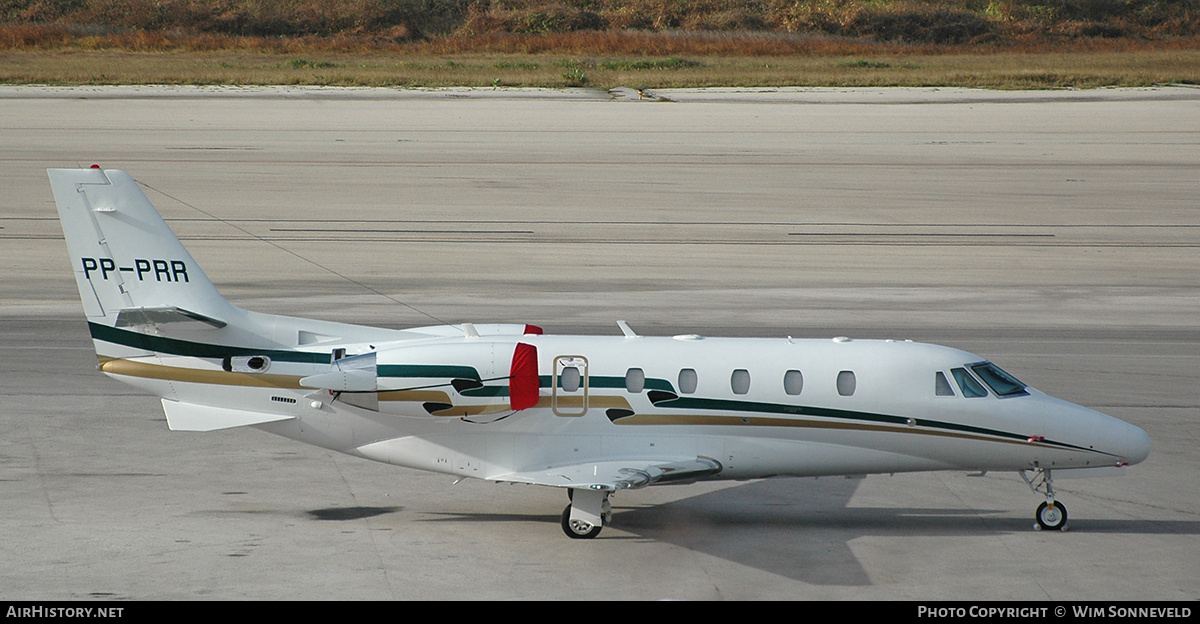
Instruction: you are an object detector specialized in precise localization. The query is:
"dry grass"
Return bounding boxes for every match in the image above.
[4,0,1200,41]
[2,1,1199,88]
[3,46,1198,89]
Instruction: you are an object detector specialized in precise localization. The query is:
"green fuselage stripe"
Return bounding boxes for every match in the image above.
[653,395,1032,444]
[377,364,481,380]
[88,322,331,363]
[89,322,1098,455]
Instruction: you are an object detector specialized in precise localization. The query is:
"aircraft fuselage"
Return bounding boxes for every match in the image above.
[92,326,1147,484]
[51,167,1150,538]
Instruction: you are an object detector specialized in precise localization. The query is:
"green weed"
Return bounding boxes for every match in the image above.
[283,58,340,69]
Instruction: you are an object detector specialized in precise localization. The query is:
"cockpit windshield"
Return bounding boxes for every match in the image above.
[969,362,1028,397]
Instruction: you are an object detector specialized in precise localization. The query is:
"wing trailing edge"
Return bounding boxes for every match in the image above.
[493,457,722,491]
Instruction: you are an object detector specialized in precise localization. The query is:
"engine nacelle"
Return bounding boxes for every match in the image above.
[305,338,540,417]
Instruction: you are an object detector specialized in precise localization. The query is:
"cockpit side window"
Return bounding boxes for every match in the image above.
[935,371,955,396]
[970,362,1029,397]
[951,368,988,398]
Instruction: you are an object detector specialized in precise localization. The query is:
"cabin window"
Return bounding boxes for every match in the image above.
[625,368,645,393]
[952,368,987,398]
[837,370,856,396]
[935,371,955,396]
[678,368,698,394]
[560,366,581,392]
[731,369,750,395]
[784,370,803,395]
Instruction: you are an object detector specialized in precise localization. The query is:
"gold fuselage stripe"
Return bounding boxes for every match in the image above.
[99,357,303,388]
[94,357,1065,452]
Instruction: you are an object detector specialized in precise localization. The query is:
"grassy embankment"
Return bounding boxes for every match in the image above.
[2,0,1199,88]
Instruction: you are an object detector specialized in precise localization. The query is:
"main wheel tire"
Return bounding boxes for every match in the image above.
[1035,500,1068,531]
[561,505,601,539]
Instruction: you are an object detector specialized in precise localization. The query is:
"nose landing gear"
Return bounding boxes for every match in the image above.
[1021,468,1068,531]
[1036,500,1068,531]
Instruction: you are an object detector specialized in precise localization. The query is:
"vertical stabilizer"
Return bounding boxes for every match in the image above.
[48,168,235,327]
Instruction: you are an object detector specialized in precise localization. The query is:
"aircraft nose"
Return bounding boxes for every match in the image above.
[1123,422,1151,465]
[1043,395,1150,466]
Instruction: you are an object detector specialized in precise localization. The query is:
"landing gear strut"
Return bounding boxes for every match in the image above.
[561,488,612,539]
[1021,468,1068,531]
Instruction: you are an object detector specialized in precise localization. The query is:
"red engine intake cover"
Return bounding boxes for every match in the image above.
[508,342,539,411]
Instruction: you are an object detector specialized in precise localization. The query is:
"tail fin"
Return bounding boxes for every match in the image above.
[48,168,236,329]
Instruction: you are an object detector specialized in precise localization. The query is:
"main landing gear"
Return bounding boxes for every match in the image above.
[1021,468,1068,531]
[561,488,612,539]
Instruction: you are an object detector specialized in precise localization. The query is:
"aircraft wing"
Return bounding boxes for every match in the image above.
[492,457,722,491]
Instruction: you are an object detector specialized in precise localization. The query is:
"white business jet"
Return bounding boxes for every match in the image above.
[49,167,1150,539]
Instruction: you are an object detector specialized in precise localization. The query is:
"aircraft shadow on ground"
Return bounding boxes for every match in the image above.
[415,478,1196,586]
[306,506,402,521]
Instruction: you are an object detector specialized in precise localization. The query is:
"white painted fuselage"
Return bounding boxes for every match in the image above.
[101,327,1147,484]
[50,167,1150,538]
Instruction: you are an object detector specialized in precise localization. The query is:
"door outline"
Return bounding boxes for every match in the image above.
[552,355,589,417]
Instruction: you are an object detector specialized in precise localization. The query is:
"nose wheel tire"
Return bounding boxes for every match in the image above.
[1035,500,1068,531]
[561,505,602,539]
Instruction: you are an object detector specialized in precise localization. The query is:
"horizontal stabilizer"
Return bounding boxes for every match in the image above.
[115,306,227,329]
[161,399,294,432]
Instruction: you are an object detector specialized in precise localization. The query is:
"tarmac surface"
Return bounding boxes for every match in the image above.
[1,85,1197,600]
